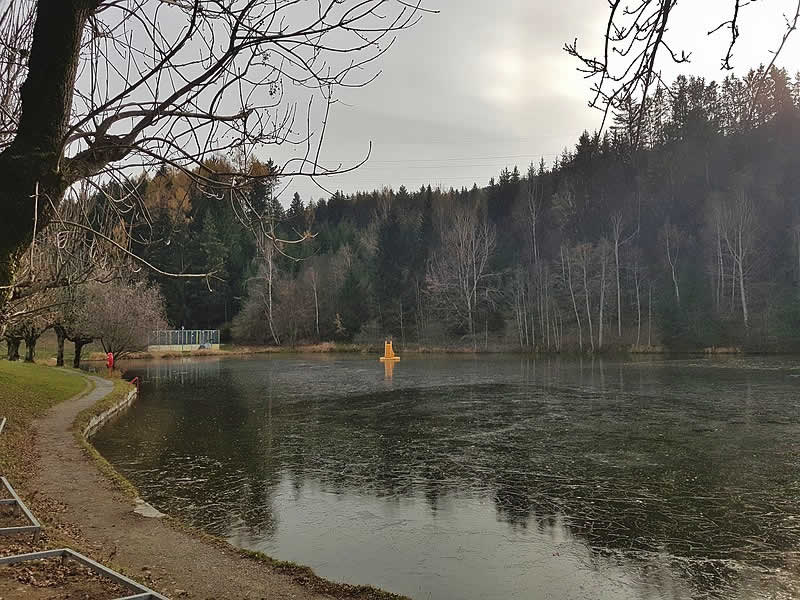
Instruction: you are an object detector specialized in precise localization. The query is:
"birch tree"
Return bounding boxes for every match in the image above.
[305,265,321,341]
[577,243,595,353]
[597,239,610,350]
[629,247,645,347]
[561,245,582,351]
[610,212,637,337]
[720,187,757,328]
[523,162,543,264]
[426,205,496,349]
[660,222,684,305]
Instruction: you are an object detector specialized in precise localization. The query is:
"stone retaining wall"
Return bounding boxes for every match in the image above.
[82,388,138,439]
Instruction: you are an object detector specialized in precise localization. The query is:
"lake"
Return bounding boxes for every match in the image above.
[92,355,800,599]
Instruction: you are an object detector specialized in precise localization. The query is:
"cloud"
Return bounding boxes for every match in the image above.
[278,0,800,203]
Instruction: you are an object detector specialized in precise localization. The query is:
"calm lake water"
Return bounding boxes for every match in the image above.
[92,355,800,599]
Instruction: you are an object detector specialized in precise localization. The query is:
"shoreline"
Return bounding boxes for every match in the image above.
[65,372,410,600]
[76,343,756,363]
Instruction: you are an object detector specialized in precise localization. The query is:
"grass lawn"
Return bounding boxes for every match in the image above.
[4,330,104,365]
[0,360,88,480]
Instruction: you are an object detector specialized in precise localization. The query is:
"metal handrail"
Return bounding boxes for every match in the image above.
[0,548,169,599]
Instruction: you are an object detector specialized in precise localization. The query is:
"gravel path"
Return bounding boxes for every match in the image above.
[29,375,335,600]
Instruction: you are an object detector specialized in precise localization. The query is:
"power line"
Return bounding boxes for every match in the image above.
[286,152,563,167]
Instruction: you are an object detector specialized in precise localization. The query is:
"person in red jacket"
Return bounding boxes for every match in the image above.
[106,351,114,373]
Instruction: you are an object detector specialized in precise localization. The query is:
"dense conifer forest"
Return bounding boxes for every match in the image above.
[130,66,800,352]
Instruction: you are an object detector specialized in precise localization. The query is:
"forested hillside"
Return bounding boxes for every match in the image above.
[134,66,800,352]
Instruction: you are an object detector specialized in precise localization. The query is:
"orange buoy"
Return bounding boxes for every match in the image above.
[379,339,400,362]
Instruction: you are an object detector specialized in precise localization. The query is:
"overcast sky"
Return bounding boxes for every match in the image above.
[275,0,800,204]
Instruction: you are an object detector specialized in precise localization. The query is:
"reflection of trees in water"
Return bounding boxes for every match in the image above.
[106,367,280,540]
[266,381,797,594]
[142,358,222,384]
[108,359,800,596]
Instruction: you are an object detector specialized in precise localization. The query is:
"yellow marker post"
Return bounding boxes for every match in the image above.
[379,340,400,362]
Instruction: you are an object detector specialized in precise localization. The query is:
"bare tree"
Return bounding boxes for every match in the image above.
[87,278,167,358]
[3,279,59,363]
[709,198,726,313]
[53,282,99,367]
[567,0,800,145]
[561,245,582,352]
[426,205,496,350]
[720,186,757,327]
[273,275,313,346]
[794,223,800,295]
[263,241,280,346]
[629,246,645,347]
[0,0,430,320]
[3,321,22,360]
[660,221,684,305]
[522,163,543,265]
[304,264,321,341]
[597,239,610,350]
[610,212,637,338]
[648,282,653,347]
[577,243,595,353]
[512,268,527,348]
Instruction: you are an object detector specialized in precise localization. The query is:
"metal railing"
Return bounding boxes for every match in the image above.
[0,549,169,599]
[0,476,42,542]
[149,330,219,347]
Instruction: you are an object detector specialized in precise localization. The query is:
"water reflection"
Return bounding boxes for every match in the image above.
[384,359,396,380]
[141,357,221,384]
[94,355,800,600]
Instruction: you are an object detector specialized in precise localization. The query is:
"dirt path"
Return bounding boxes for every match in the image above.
[28,375,336,600]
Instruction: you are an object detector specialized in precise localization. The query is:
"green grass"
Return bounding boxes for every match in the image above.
[0,360,89,480]
[5,330,104,364]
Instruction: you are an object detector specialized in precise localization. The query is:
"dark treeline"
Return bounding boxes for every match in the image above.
[134,66,800,352]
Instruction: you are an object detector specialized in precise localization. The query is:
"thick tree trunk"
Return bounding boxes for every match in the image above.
[55,325,66,367]
[5,337,21,361]
[0,2,93,308]
[23,335,37,362]
[73,339,87,368]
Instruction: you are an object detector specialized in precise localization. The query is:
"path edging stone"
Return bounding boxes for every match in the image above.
[82,388,137,438]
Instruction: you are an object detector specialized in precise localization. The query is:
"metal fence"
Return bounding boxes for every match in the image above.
[149,329,219,347]
[0,549,169,599]
[0,476,42,542]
